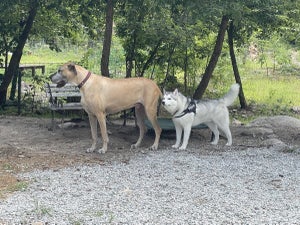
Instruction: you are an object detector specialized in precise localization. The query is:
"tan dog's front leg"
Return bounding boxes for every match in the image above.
[96,112,109,154]
[86,114,98,153]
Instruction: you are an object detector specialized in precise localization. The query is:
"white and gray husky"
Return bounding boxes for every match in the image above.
[162,84,240,150]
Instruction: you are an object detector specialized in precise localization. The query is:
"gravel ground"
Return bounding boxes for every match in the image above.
[1,147,300,224]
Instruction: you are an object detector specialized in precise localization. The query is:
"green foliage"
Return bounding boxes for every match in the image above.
[0,0,105,64]
[79,36,126,76]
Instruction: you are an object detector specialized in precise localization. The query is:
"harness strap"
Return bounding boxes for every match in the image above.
[173,100,196,118]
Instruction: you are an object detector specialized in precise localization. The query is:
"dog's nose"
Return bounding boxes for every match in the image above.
[162,101,165,105]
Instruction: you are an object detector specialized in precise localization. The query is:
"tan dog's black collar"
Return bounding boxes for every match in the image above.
[77,71,91,89]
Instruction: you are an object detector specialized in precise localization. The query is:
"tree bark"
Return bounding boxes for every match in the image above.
[184,47,188,93]
[140,39,162,77]
[125,57,133,78]
[0,0,38,106]
[227,20,247,109]
[125,33,136,78]
[162,44,175,89]
[193,15,229,99]
[101,0,114,77]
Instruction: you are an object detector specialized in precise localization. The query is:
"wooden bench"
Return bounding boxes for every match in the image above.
[45,83,84,129]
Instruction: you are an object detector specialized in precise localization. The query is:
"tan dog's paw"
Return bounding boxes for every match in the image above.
[149,144,158,151]
[130,144,138,150]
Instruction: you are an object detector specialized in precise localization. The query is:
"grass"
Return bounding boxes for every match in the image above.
[243,75,300,106]
[2,163,14,171]
[33,200,53,217]
[20,44,86,75]
[8,181,29,192]
[0,177,29,199]
[22,44,84,64]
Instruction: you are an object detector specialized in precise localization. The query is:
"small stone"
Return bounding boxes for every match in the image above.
[31,222,44,225]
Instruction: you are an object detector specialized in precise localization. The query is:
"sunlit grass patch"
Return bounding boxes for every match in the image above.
[21,45,85,64]
[243,75,300,106]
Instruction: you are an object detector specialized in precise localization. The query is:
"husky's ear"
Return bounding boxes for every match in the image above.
[68,63,77,75]
[173,88,178,96]
[163,89,166,95]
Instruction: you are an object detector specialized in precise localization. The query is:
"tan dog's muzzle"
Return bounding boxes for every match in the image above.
[49,72,67,88]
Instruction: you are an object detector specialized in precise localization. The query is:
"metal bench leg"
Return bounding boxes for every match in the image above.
[51,110,55,131]
[61,110,65,130]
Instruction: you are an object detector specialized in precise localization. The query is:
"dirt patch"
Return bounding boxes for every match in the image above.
[0,115,299,198]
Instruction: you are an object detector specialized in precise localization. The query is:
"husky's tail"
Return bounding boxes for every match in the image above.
[220,83,240,106]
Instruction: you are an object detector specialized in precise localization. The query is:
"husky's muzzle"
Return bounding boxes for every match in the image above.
[49,72,67,88]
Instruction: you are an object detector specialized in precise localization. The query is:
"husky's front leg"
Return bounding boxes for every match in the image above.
[173,124,182,148]
[180,124,192,150]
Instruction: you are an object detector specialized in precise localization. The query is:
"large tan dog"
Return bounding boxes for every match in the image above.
[50,62,162,153]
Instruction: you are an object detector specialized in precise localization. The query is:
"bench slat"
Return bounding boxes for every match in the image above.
[47,86,80,91]
[45,84,80,93]
[45,83,81,97]
[49,103,83,111]
[50,92,82,97]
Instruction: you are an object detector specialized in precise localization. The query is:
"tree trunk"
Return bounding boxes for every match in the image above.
[227,20,247,109]
[162,45,175,89]
[140,39,162,77]
[0,0,38,106]
[126,57,133,78]
[193,15,229,99]
[184,47,188,93]
[101,0,114,77]
[9,72,18,100]
[125,33,137,78]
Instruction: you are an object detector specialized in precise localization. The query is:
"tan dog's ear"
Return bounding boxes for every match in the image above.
[68,63,77,75]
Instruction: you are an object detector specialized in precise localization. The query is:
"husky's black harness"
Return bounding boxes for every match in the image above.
[174,99,196,118]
